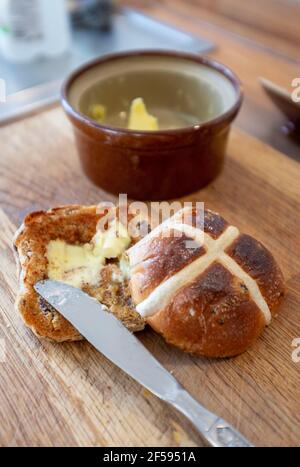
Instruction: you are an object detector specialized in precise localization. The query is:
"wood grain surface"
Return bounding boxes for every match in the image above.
[0,106,300,447]
[153,0,300,61]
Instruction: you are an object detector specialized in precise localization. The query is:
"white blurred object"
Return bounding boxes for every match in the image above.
[41,0,70,57]
[0,0,43,62]
[0,0,70,63]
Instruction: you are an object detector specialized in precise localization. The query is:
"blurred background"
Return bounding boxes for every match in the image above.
[0,0,299,157]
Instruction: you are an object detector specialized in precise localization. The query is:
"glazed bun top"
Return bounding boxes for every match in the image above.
[127,207,285,357]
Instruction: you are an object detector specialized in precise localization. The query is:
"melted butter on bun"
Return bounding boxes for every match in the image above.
[46,220,131,288]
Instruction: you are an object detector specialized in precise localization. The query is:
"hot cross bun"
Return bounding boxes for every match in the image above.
[127,207,285,357]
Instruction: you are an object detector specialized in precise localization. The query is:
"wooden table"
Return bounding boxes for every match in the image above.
[125,0,300,160]
[0,0,300,448]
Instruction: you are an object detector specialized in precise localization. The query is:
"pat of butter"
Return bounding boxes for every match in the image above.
[89,103,106,123]
[46,220,131,288]
[128,98,158,131]
[93,220,131,259]
[46,241,104,288]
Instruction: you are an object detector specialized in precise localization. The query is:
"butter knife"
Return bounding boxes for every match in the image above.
[35,280,253,447]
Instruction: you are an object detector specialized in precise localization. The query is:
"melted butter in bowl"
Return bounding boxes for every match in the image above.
[79,66,231,131]
[62,51,242,199]
[88,96,198,131]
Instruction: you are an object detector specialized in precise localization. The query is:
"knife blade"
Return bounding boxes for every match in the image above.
[34,279,253,447]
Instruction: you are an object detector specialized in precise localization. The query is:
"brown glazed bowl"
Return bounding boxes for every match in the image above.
[61,50,243,200]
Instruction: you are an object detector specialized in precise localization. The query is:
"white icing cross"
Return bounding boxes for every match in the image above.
[130,221,271,324]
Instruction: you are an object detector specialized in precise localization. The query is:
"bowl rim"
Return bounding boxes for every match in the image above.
[61,49,243,136]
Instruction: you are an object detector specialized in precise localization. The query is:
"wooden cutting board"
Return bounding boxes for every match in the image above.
[0,106,299,447]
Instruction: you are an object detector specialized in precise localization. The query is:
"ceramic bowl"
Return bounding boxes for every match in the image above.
[62,50,243,200]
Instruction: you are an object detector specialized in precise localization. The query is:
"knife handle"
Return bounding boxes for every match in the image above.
[169,388,253,447]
